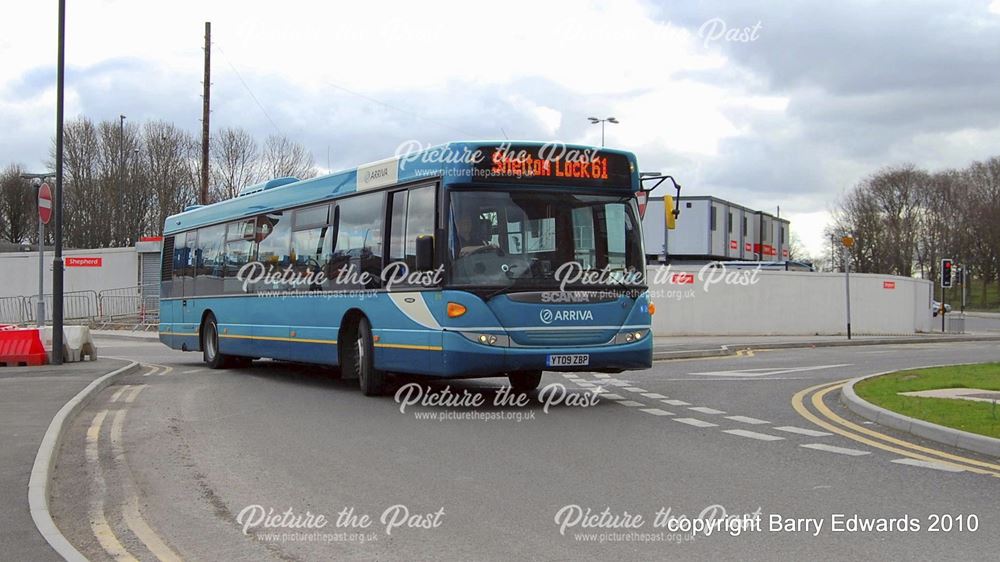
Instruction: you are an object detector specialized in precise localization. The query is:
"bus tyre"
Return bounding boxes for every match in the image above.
[508,370,542,393]
[352,317,385,396]
[202,314,230,369]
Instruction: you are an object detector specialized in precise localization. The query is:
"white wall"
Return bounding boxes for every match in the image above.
[649,266,934,336]
[0,247,138,298]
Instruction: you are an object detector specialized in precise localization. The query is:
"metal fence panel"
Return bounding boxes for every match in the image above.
[0,296,27,325]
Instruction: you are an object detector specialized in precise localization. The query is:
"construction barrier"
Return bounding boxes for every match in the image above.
[0,324,47,366]
[40,326,98,363]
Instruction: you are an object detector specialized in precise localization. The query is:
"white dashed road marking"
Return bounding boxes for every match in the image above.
[639,408,674,416]
[600,394,626,400]
[182,368,204,374]
[688,364,851,378]
[688,407,726,415]
[661,399,690,406]
[641,393,667,399]
[774,426,833,437]
[609,381,630,387]
[618,400,646,407]
[575,382,596,388]
[723,429,785,441]
[673,417,718,428]
[800,443,870,456]
[725,415,769,425]
[592,374,611,379]
[891,458,965,473]
[623,387,647,393]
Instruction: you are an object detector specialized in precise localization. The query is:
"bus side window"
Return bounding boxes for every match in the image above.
[195,223,226,296]
[404,186,435,272]
[179,231,197,297]
[388,190,408,265]
[256,211,292,290]
[291,205,332,292]
[331,192,384,289]
[223,219,255,293]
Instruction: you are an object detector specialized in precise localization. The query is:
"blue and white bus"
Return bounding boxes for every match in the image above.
[159,142,654,395]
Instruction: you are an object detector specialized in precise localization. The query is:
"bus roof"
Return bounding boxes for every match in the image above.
[163,141,638,235]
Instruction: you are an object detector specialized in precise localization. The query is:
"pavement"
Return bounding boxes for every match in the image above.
[0,358,134,562]
[51,336,1000,561]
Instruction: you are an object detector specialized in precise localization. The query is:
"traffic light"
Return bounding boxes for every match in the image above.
[941,259,953,288]
[664,195,677,230]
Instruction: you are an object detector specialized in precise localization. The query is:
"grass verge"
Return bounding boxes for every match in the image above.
[854,363,1000,439]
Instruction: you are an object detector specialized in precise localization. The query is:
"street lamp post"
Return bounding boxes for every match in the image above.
[119,114,126,223]
[587,116,619,147]
[53,0,66,364]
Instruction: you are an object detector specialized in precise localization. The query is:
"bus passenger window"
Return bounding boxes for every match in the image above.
[331,192,384,288]
[223,219,255,293]
[195,223,226,296]
[388,190,408,264]
[291,226,331,291]
[256,212,293,290]
[404,186,435,271]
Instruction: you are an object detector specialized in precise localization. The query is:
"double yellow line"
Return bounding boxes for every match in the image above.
[792,380,1000,477]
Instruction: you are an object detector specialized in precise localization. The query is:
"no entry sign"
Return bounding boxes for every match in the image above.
[634,191,648,219]
[38,182,52,224]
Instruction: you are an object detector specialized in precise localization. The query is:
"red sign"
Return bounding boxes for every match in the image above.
[782,249,789,258]
[65,257,103,267]
[730,240,738,250]
[670,273,695,285]
[883,281,896,290]
[753,244,776,257]
[744,242,752,253]
[38,183,52,225]
[635,191,648,219]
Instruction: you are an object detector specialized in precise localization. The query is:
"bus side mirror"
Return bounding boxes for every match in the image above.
[416,235,434,270]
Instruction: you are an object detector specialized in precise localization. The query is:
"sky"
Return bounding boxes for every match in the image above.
[3,0,1000,257]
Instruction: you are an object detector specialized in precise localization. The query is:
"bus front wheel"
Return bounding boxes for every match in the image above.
[508,370,542,392]
[348,317,386,396]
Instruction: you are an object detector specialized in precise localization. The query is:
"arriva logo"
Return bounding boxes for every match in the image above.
[539,308,594,324]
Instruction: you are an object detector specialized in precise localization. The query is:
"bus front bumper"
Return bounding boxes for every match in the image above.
[437,330,653,378]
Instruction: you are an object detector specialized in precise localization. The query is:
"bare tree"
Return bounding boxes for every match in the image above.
[966,157,1000,304]
[0,164,33,244]
[211,127,260,201]
[59,118,103,248]
[261,134,317,180]
[144,121,197,233]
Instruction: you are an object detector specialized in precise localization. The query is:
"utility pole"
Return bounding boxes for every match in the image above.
[201,21,211,205]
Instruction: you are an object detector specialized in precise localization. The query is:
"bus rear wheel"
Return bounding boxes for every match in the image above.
[508,370,542,392]
[347,317,385,396]
[202,313,240,369]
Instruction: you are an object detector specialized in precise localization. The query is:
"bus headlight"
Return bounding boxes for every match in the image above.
[615,329,649,345]
[459,331,509,347]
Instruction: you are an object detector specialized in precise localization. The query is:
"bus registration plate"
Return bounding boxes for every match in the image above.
[546,354,589,367]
